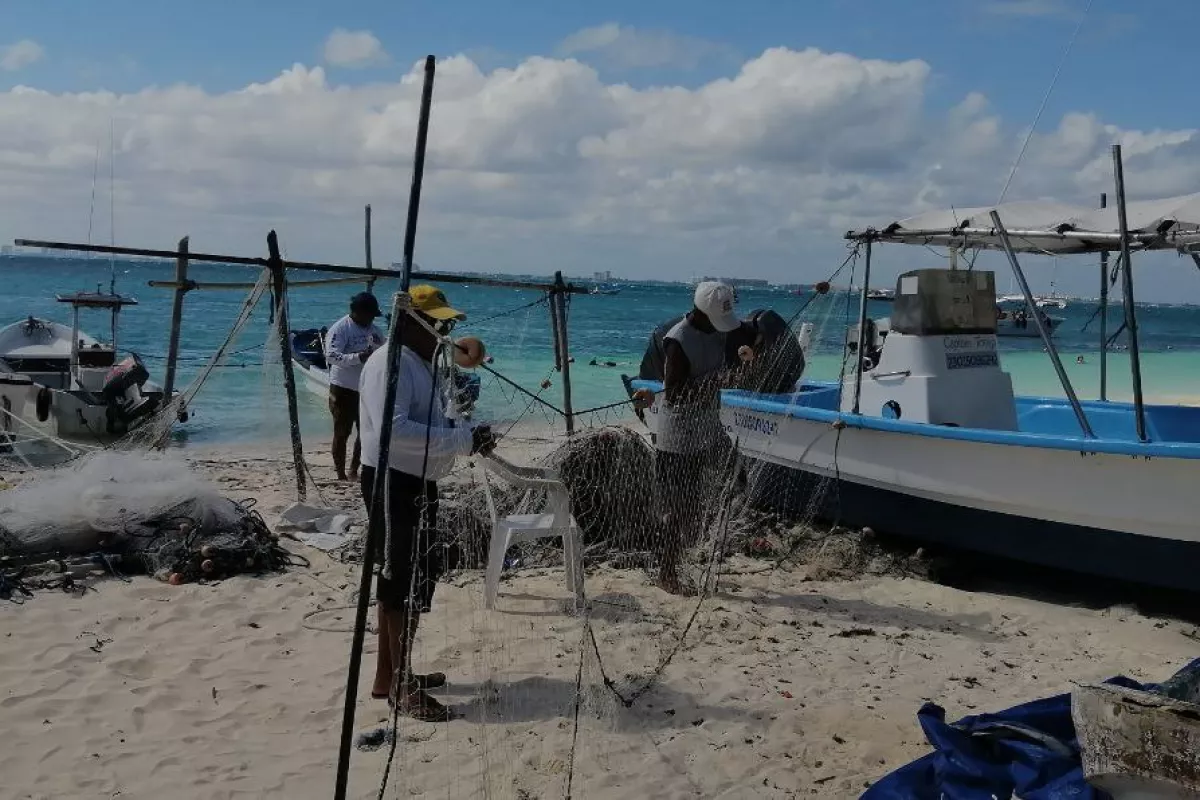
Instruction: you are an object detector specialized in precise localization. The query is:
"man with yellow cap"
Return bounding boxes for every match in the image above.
[358,284,495,721]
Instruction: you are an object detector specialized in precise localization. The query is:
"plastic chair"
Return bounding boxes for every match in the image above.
[478,454,583,611]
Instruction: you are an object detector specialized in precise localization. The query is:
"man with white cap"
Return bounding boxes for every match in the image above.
[654,281,742,594]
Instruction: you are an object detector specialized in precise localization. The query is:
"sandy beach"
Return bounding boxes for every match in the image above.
[3,436,1198,800]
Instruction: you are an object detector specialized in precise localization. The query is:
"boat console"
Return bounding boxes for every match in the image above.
[841,268,1018,430]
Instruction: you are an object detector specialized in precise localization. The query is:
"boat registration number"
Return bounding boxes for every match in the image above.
[946,352,999,369]
[943,335,997,370]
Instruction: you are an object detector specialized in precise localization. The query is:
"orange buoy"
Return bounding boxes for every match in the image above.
[453,337,486,369]
[167,572,185,585]
[540,379,552,390]
[737,345,755,363]
[632,388,655,409]
[815,281,831,295]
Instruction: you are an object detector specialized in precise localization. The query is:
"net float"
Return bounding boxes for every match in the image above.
[453,337,486,369]
[167,572,185,585]
[200,559,215,574]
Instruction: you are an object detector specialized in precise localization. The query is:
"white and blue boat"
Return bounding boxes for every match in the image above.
[632,181,1200,591]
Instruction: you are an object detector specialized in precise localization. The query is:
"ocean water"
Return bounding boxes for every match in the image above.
[3,255,1200,448]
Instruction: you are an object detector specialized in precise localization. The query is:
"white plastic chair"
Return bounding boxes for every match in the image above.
[478,454,583,611]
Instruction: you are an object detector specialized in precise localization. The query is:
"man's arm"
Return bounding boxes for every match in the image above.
[387,363,474,461]
[662,338,691,405]
[324,320,364,367]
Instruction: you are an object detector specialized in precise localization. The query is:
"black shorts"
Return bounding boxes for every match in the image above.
[360,466,441,612]
[328,385,359,435]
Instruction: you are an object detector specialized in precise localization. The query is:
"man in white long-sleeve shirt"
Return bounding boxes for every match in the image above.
[359,284,495,721]
[325,292,385,480]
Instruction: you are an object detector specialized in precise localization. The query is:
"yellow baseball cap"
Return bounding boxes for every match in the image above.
[409,284,466,321]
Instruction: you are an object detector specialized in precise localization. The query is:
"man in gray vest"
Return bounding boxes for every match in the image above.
[655,281,742,594]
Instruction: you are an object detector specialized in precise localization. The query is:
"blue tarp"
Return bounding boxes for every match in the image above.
[863,659,1200,800]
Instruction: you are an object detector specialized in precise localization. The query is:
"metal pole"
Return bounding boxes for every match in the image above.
[553,271,575,435]
[268,231,307,500]
[334,54,436,800]
[990,210,1094,438]
[1112,144,1147,442]
[1098,193,1109,401]
[364,204,375,293]
[163,236,189,402]
[851,239,873,414]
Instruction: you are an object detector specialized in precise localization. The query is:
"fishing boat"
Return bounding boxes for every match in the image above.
[866,287,895,302]
[589,283,622,296]
[631,180,1200,592]
[995,304,1064,338]
[0,291,171,462]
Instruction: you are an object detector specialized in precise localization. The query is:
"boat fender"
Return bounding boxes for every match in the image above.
[35,386,52,422]
[882,400,901,419]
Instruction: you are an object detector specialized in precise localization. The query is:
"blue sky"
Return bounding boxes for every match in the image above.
[1,1,1199,301]
[2,0,1187,128]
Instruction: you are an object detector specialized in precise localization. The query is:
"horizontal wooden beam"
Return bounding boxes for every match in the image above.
[14,238,586,294]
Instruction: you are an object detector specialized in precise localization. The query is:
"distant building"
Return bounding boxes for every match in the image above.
[593,270,613,282]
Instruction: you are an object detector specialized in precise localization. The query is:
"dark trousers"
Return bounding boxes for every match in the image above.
[360,466,441,612]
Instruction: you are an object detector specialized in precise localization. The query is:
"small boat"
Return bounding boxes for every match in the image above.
[866,287,895,302]
[995,306,1064,338]
[998,293,1068,310]
[0,291,172,463]
[289,327,483,410]
[589,284,621,296]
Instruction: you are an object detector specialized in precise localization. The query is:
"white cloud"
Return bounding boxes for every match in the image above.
[321,28,387,68]
[1,40,44,71]
[557,23,737,70]
[0,47,1195,298]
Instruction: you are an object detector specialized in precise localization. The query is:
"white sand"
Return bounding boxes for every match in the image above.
[2,441,1198,799]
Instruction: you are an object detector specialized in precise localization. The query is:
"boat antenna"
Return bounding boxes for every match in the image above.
[108,118,117,295]
[970,0,1093,272]
[86,138,100,252]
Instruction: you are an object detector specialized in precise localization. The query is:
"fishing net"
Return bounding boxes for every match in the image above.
[0,450,290,590]
[334,254,935,800]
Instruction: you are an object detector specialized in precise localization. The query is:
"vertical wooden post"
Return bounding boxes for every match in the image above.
[267,230,307,500]
[364,204,374,293]
[163,236,189,403]
[335,54,437,800]
[553,271,575,435]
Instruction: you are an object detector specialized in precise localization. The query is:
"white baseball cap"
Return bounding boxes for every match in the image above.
[693,281,739,333]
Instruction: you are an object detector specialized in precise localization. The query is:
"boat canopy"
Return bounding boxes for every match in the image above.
[846,192,1200,255]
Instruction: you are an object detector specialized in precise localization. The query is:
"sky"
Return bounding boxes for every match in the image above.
[1,0,1199,301]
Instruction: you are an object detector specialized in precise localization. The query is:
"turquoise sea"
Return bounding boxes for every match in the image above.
[4,255,1200,448]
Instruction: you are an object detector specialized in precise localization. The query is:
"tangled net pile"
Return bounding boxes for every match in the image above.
[0,451,291,593]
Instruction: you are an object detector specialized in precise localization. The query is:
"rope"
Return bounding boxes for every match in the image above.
[463,294,549,327]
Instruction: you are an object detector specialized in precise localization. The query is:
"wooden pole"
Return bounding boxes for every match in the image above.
[163,236,189,402]
[267,230,307,501]
[335,54,437,800]
[365,204,375,293]
[553,271,575,435]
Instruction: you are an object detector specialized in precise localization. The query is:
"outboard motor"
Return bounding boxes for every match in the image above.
[102,354,155,434]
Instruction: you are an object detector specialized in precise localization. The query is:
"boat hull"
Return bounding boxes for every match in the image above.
[721,401,1200,591]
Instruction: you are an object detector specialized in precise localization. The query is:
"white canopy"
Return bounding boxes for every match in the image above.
[848,192,1200,255]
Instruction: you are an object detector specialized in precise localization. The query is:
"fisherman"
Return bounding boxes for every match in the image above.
[324,292,386,481]
[358,284,496,721]
[653,281,743,595]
